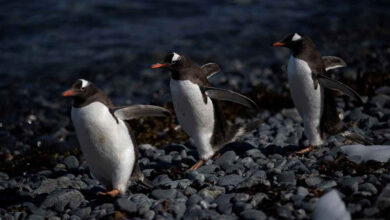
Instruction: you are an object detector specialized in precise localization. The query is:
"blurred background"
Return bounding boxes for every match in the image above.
[0,0,389,175]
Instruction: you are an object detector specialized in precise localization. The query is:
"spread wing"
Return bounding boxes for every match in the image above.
[322,56,347,71]
[111,105,170,120]
[201,63,220,78]
[203,87,258,110]
[318,74,363,105]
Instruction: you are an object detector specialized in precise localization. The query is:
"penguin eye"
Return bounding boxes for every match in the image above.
[80,87,86,91]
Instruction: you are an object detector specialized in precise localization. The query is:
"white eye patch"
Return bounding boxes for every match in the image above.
[292,33,302,41]
[80,79,90,88]
[172,52,181,62]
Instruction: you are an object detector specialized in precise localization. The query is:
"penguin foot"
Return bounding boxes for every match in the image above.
[97,189,120,198]
[188,160,205,170]
[295,146,314,154]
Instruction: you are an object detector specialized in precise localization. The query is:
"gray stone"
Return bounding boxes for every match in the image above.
[170,202,186,218]
[187,194,202,207]
[63,156,79,169]
[215,151,236,170]
[28,215,45,220]
[296,186,309,198]
[187,170,205,182]
[218,174,244,186]
[40,189,84,212]
[359,183,378,195]
[115,198,137,214]
[318,180,337,190]
[233,193,250,203]
[199,186,225,199]
[215,193,235,214]
[151,189,177,200]
[240,209,267,220]
[0,172,9,181]
[35,176,86,194]
[197,165,219,174]
[245,149,265,159]
[277,205,293,219]
[250,193,268,207]
[376,184,390,211]
[305,176,322,187]
[70,207,91,218]
[278,171,296,186]
[341,177,359,193]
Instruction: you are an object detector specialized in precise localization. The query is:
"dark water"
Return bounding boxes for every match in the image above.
[1,0,389,77]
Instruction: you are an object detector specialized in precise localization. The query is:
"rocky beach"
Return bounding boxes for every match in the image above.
[1,0,390,219]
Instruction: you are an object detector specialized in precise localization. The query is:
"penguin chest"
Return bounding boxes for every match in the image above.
[170,79,215,138]
[71,102,135,182]
[287,56,324,121]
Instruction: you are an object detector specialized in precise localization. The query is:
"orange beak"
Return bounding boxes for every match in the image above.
[273,42,285,47]
[151,63,167,69]
[62,89,76,97]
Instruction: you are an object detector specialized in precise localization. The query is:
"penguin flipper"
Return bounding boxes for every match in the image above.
[322,56,347,71]
[204,87,259,110]
[317,74,363,105]
[201,63,220,78]
[112,105,170,120]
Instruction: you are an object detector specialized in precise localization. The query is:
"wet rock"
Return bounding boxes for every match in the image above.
[376,184,390,212]
[305,176,323,187]
[70,207,91,219]
[151,189,177,200]
[215,151,236,170]
[115,198,137,214]
[40,189,84,212]
[215,193,235,215]
[278,171,296,186]
[188,170,205,182]
[0,172,9,181]
[359,183,378,195]
[63,156,79,169]
[35,176,86,194]
[199,186,225,199]
[240,209,267,220]
[217,174,244,186]
[250,193,268,207]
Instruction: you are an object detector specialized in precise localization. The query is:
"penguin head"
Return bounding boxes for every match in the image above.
[62,79,98,103]
[273,33,309,52]
[151,52,192,71]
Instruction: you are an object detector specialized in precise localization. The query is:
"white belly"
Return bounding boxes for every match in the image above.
[288,56,324,146]
[71,102,135,193]
[170,79,215,159]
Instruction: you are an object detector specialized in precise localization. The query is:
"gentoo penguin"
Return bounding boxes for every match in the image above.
[152,52,259,170]
[63,79,169,197]
[273,33,366,153]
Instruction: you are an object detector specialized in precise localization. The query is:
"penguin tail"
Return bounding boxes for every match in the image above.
[340,130,374,145]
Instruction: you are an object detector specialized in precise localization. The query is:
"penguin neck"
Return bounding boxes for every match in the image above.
[72,91,113,108]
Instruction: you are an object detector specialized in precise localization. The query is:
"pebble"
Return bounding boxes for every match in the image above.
[217,174,244,186]
[240,209,267,220]
[151,189,177,200]
[115,198,137,214]
[63,156,79,169]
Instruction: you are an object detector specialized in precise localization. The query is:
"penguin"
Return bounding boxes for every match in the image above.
[152,52,259,170]
[273,33,368,153]
[63,79,170,197]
